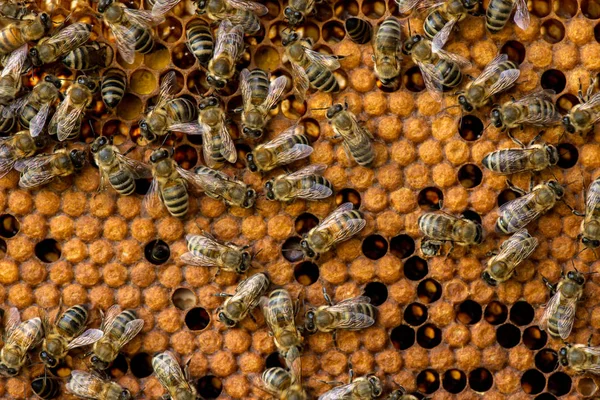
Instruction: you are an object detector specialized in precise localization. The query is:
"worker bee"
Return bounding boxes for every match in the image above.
[284,0,315,26]
[48,75,98,141]
[490,90,560,131]
[139,72,197,143]
[181,233,253,274]
[31,376,60,400]
[563,79,600,135]
[29,22,91,66]
[186,19,213,65]
[195,95,236,168]
[66,370,132,400]
[326,102,374,166]
[265,164,333,202]
[572,177,600,250]
[205,19,244,91]
[98,0,163,65]
[246,125,312,172]
[457,53,520,112]
[0,12,51,55]
[481,228,538,286]
[419,211,483,256]
[90,306,144,370]
[0,0,35,20]
[191,0,267,34]
[0,307,43,377]
[239,68,288,139]
[495,180,564,234]
[318,369,382,400]
[559,343,600,374]
[481,134,559,175]
[540,270,585,340]
[304,288,376,345]
[282,30,341,102]
[259,353,307,400]
[0,129,46,178]
[345,17,372,45]
[260,288,303,363]
[0,43,28,106]
[101,68,127,109]
[91,136,152,196]
[300,202,366,260]
[192,165,256,208]
[17,147,87,188]
[62,42,114,70]
[215,272,270,327]
[39,304,104,369]
[152,351,197,400]
[486,0,530,33]
[372,17,402,86]
[422,0,479,41]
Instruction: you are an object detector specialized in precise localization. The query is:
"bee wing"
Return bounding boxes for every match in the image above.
[17,154,59,188]
[586,178,600,214]
[219,123,237,163]
[155,71,176,110]
[2,44,27,79]
[336,296,373,306]
[180,165,228,194]
[110,22,137,65]
[396,0,423,13]
[276,143,313,166]
[472,54,509,85]
[214,20,244,63]
[29,102,51,137]
[56,102,85,142]
[48,24,91,54]
[225,0,268,15]
[318,383,356,400]
[514,0,531,31]
[514,89,555,105]
[286,164,327,179]
[66,328,104,350]
[115,319,144,348]
[331,310,375,330]
[416,60,443,101]
[431,18,458,54]
[154,351,191,392]
[181,234,222,267]
[169,122,207,136]
[4,307,20,337]
[320,202,354,225]
[484,148,536,174]
[142,177,164,214]
[539,289,560,332]
[202,129,217,168]
[116,153,153,179]
[290,62,309,103]
[151,0,180,17]
[497,190,540,224]
[124,7,164,27]
[487,69,520,98]
[100,305,121,331]
[556,296,577,339]
[497,229,538,265]
[317,205,366,244]
[3,95,28,118]
[66,370,104,397]
[263,75,288,111]
[304,48,341,71]
[181,250,221,267]
[434,47,471,69]
[240,69,252,107]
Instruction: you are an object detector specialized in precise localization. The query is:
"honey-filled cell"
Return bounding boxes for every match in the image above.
[130,69,158,95]
[117,94,143,121]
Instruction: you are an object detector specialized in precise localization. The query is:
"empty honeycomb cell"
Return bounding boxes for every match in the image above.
[522,326,547,350]
[281,95,307,119]
[322,20,345,44]
[416,323,442,349]
[130,352,153,379]
[443,369,467,394]
[531,0,552,17]
[0,214,18,239]
[417,186,443,210]
[497,187,522,207]
[263,0,280,19]
[521,369,546,395]
[363,281,388,306]
[117,94,143,121]
[295,213,319,235]
[293,261,319,285]
[457,164,483,189]
[547,372,572,396]
[403,66,426,93]
[509,301,535,326]
[496,324,521,349]
[577,377,598,397]
[34,238,61,263]
[404,302,428,326]
[144,239,170,265]
[404,256,428,281]
[417,278,442,304]
[457,300,483,325]
[254,45,280,71]
[335,188,361,209]
[301,22,321,43]
[265,351,286,369]
[185,307,210,331]
[459,115,484,141]
[390,234,415,259]
[582,0,600,18]
[172,287,197,310]
[556,93,579,114]
[362,234,388,260]
[469,367,494,393]
[281,236,304,262]
[541,69,566,94]
[157,17,183,43]
[485,301,509,325]
[416,369,440,394]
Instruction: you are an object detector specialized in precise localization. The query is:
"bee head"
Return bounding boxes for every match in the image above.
[567,270,585,286]
[0,363,17,377]
[206,74,226,90]
[118,389,131,400]
[150,148,170,163]
[481,271,498,287]
[559,347,569,366]
[69,150,86,170]
[582,236,600,249]
[402,35,422,55]
[368,375,382,396]
[199,96,219,110]
[246,152,257,172]
[139,120,156,142]
[547,180,564,198]
[304,309,317,333]
[90,354,110,370]
[217,308,236,327]
[300,239,316,259]
[39,12,51,31]
[326,103,344,120]
[195,0,207,13]
[546,145,559,166]
[562,115,576,134]
[39,350,57,368]
[284,7,304,25]
[44,75,62,89]
[29,47,41,66]
[458,94,473,112]
[243,126,263,139]
[490,108,503,128]
[265,180,275,200]
[242,188,256,208]
[91,136,109,153]
[97,0,113,13]
[33,135,47,149]
[282,32,299,46]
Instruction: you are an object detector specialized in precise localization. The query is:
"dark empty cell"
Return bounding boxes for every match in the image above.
[144,239,170,265]
[0,214,19,238]
[134,178,152,195]
[363,281,388,306]
[497,188,523,207]
[173,145,198,170]
[335,188,361,209]
[322,21,345,44]
[404,302,428,326]
[172,43,197,69]
[109,353,129,378]
[521,369,546,395]
[130,352,153,378]
[416,369,440,394]
[281,236,304,262]
[531,0,551,17]
[582,0,600,19]
[403,66,426,92]
[510,301,535,326]
[535,348,559,373]
[556,93,580,114]
[485,301,508,325]
[295,213,319,235]
[500,41,526,65]
[293,261,319,286]
[456,300,483,325]
[265,352,286,369]
[469,368,493,393]
[595,22,600,42]
[541,69,566,93]
[523,326,548,350]
[31,376,60,399]
[534,394,557,400]
[361,0,386,18]
[185,307,211,331]
[542,19,565,44]
[314,1,334,20]
[577,377,598,397]
[557,143,578,169]
[404,256,428,281]
[457,164,483,189]
[461,210,482,225]
[416,324,442,349]
[234,144,252,169]
[417,187,443,210]
[417,279,442,304]
[459,115,484,141]
[390,234,415,259]
[390,325,415,350]
[362,235,388,260]
[547,372,572,396]
[497,324,521,348]
[35,239,61,263]
[197,375,222,400]
[555,0,578,18]
[443,369,467,394]
[171,287,197,310]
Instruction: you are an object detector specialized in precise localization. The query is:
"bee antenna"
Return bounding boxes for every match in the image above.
[203,87,215,97]
[160,131,172,148]
[408,19,412,36]
[88,120,98,137]
[482,121,491,134]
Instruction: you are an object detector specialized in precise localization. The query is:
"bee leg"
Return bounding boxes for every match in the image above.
[248,311,257,323]
[319,379,344,386]
[443,242,454,260]
[485,251,498,257]
[332,330,338,348]
[542,277,557,295]
[589,333,594,346]
[578,78,586,103]
[507,131,525,148]
[348,361,354,383]
[506,179,527,196]
[322,287,333,306]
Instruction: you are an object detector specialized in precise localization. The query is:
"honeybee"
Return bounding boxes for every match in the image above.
[91,136,152,196]
[206,19,244,91]
[304,288,376,345]
[101,68,127,109]
[563,79,600,135]
[0,307,43,377]
[195,95,236,168]
[573,177,600,250]
[17,147,87,188]
[48,76,99,141]
[345,17,372,45]
[191,0,268,34]
[0,12,51,56]
[62,42,114,71]
[40,304,103,369]
[31,376,60,400]
[0,129,46,178]
[282,30,341,102]
[490,90,560,131]
[540,270,585,340]
[386,387,423,400]
[259,353,307,400]
[192,165,256,208]
[66,370,132,400]
[559,343,600,374]
[246,125,312,172]
[495,180,564,234]
[481,134,558,175]
[0,0,35,20]
[152,351,197,400]
[486,0,530,33]
[300,202,366,260]
[260,288,303,363]
[318,369,382,400]
[239,68,288,139]
[265,164,333,202]
[215,272,270,327]
[98,0,163,65]
[29,22,91,66]
[418,211,483,256]
[372,17,402,86]
[0,43,28,106]
[481,228,538,286]
[456,53,520,112]
[421,0,479,41]
[326,102,374,166]
[186,19,213,65]
[90,306,144,370]
[0,106,15,134]
[182,233,253,274]
[284,0,314,26]
[139,72,197,143]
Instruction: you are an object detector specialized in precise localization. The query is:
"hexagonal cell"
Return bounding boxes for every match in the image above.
[417,187,443,210]
[362,234,388,260]
[417,369,440,395]
[404,256,428,281]
[0,214,19,238]
[556,93,579,114]
[144,239,171,265]
[336,188,361,209]
[459,115,484,141]
[457,164,483,189]
[145,44,171,70]
[117,51,144,70]
[555,0,578,18]
[468,368,493,393]
[157,16,183,43]
[521,369,546,395]
[577,377,598,397]
[185,307,211,331]
[130,352,153,378]
[500,40,526,65]
[295,213,319,235]
[582,0,600,19]
[484,301,508,325]
[523,326,548,350]
[456,300,483,325]
[281,236,304,262]
[187,69,210,96]
[314,1,334,21]
[403,66,426,92]
[109,353,129,378]
[496,323,521,348]
[322,20,346,44]
[361,0,386,18]
[334,0,359,18]
[416,323,441,349]
[265,352,286,369]
[547,372,572,396]
[301,118,321,142]
[534,394,557,400]
[390,234,415,259]
[129,69,157,96]
[263,0,281,20]
[443,369,467,394]
[31,376,59,400]
[417,278,442,304]
[509,301,535,326]
[35,239,61,263]
[557,143,579,169]
[197,375,222,399]
[363,281,388,306]
[174,145,198,170]
[541,19,565,44]
[294,261,319,286]
[281,95,307,120]
[172,42,197,69]
[333,69,349,91]
[461,210,482,225]
[535,348,559,373]
[404,302,428,326]
[497,188,523,207]
[531,0,551,17]
[541,69,566,93]
[135,179,152,196]
[254,45,280,71]
[172,287,197,310]
[299,22,321,43]
[390,325,415,350]
[117,94,143,121]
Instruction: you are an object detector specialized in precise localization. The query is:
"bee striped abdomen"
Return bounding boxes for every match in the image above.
[436,59,462,89]
[305,63,339,93]
[31,376,60,400]
[345,17,372,44]
[162,183,189,218]
[486,0,513,33]
[186,21,213,65]
[132,26,154,54]
[424,10,448,39]
[109,169,136,196]
[262,367,291,391]
[527,98,556,120]
[0,113,15,133]
[299,175,333,191]
[247,69,269,105]
[108,310,138,339]
[56,305,88,337]
[0,26,22,54]
[482,150,527,173]
[166,98,197,123]
[101,69,126,108]
[546,306,566,338]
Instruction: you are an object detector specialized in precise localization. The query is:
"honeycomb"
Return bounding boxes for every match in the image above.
[1,0,600,398]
